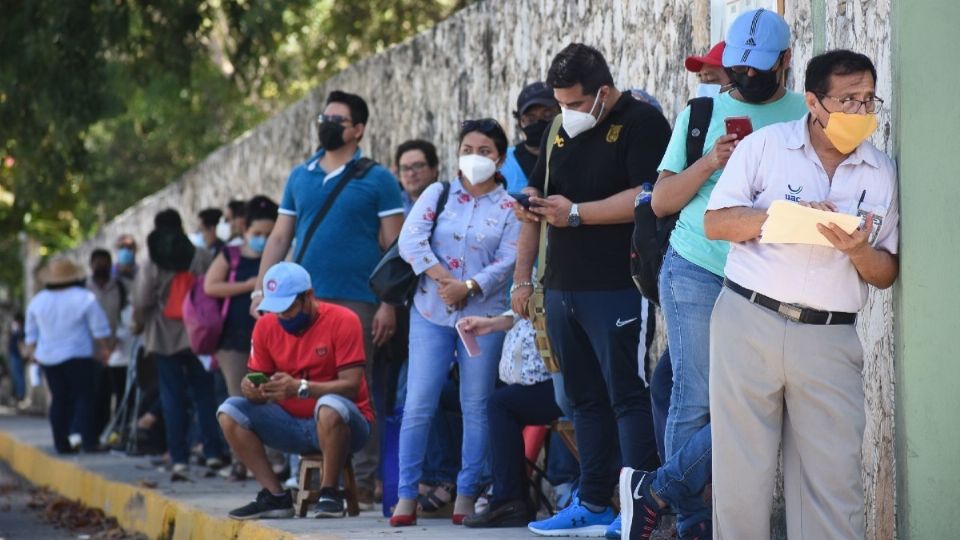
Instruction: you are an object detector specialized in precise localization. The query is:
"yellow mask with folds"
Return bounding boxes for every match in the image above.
[823,112,878,154]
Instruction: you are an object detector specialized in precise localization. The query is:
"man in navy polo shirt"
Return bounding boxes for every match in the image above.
[253,90,404,504]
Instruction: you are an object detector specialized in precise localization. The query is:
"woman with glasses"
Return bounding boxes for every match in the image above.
[390,119,521,527]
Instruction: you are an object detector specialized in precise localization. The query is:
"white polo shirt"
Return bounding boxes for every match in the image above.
[707,116,899,313]
[25,286,113,366]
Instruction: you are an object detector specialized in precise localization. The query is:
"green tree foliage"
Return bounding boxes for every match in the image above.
[0,0,473,301]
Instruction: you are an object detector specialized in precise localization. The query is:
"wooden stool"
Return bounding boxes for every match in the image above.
[551,419,579,462]
[294,454,360,517]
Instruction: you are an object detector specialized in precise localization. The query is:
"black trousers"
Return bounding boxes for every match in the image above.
[488,380,563,504]
[42,358,98,452]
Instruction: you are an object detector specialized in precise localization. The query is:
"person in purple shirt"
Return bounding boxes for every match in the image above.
[390,119,521,527]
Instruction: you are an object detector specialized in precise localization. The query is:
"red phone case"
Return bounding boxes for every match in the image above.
[725,116,754,137]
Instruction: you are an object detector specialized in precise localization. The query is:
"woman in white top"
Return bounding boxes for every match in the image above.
[25,258,113,453]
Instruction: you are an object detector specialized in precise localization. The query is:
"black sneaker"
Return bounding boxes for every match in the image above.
[228,488,294,520]
[311,487,345,518]
[619,468,664,540]
[462,498,532,528]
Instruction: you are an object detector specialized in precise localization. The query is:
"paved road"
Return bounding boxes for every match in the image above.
[0,460,79,540]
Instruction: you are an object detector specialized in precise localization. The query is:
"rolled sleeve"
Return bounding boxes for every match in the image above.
[707,135,763,212]
[471,211,521,297]
[398,182,445,275]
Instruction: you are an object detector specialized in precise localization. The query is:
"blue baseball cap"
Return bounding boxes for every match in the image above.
[722,9,790,71]
[258,262,312,313]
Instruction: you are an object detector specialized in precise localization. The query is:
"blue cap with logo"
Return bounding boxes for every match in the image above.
[722,9,790,71]
[258,262,312,313]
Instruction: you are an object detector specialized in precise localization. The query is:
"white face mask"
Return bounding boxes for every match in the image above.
[561,89,605,138]
[458,154,498,185]
[695,83,722,98]
[215,220,232,241]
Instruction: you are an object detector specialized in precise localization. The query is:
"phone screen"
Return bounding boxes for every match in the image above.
[456,321,482,357]
[246,372,270,386]
[725,116,754,138]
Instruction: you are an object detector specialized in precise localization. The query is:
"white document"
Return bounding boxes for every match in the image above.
[760,200,861,247]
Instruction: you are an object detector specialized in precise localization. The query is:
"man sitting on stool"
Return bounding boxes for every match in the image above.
[219,262,373,520]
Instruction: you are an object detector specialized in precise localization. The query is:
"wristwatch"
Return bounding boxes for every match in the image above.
[297,379,310,399]
[567,203,581,227]
[465,279,479,297]
[251,289,264,300]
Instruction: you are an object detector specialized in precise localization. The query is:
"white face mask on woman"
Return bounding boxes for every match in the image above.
[561,89,605,138]
[458,154,497,184]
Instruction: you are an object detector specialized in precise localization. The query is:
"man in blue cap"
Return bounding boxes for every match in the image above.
[500,81,560,193]
[619,9,807,540]
[219,262,374,520]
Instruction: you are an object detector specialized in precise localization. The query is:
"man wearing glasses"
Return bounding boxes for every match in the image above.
[701,50,898,539]
[253,90,404,507]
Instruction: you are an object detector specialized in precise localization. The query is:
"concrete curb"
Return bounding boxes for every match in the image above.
[0,431,297,540]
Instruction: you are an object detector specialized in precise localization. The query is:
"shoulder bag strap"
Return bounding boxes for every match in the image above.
[685,97,715,168]
[429,181,452,237]
[534,116,564,284]
[294,157,375,264]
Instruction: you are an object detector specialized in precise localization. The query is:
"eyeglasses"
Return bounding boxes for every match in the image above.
[461,118,502,134]
[817,94,884,114]
[316,113,353,125]
[399,162,430,175]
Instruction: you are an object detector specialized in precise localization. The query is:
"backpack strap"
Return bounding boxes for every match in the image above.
[430,181,452,236]
[294,157,376,264]
[685,97,715,168]
[220,245,243,318]
[535,116,564,284]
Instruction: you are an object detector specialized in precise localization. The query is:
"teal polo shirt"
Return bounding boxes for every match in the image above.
[280,148,404,304]
[658,91,808,276]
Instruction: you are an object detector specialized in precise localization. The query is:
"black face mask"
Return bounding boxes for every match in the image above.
[521,119,550,148]
[92,267,110,281]
[726,67,781,103]
[318,122,347,151]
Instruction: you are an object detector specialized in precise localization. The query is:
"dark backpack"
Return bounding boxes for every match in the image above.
[630,97,714,304]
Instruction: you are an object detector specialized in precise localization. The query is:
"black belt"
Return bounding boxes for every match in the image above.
[724,279,856,326]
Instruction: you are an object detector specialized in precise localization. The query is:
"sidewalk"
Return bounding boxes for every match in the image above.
[0,414,539,539]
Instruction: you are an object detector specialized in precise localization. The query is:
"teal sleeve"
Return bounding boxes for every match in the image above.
[658,105,693,174]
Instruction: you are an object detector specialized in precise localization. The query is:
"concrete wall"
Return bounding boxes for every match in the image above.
[50,1,898,537]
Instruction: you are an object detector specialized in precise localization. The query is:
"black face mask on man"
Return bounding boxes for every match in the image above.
[521,119,550,148]
[318,122,347,151]
[726,62,782,103]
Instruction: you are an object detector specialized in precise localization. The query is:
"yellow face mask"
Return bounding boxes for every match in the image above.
[822,112,878,154]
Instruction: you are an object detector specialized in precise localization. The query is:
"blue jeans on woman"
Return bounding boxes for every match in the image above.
[397,309,503,500]
[155,352,224,465]
[654,246,723,536]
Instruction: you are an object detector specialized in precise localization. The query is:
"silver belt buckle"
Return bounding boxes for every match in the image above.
[777,302,803,322]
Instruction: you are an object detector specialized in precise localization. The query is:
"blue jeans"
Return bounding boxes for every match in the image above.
[545,287,658,508]
[397,309,503,500]
[217,395,370,454]
[41,358,97,452]
[7,350,26,400]
[655,247,722,534]
[421,377,462,484]
[155,352,224,464]
[650,349,672,462]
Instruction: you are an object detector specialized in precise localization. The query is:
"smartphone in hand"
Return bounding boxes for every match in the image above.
[456,321,482,357]
[724,116,754,138]
[509,192,536,209]
[246,372,270,386]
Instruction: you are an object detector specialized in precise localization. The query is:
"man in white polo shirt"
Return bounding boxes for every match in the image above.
[703,50,899,539]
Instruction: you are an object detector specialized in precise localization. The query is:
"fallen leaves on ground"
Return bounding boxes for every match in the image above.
[27,486,148,539]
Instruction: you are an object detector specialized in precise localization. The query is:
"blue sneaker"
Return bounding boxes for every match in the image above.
[528,495,615,537]
[604,513,622,538]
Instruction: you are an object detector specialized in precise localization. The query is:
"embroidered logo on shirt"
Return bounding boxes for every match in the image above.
[555,134,565,148]
[606,124,623,143]
[315,346,328,357]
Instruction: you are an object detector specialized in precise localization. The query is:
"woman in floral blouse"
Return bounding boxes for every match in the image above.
[391,119,520,527]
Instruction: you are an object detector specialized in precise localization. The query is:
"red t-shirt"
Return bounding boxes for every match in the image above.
[248,301,373,422]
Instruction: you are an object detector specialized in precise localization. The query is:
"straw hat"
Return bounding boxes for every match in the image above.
[43,258,85,286]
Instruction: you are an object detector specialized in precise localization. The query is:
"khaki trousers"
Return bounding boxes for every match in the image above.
[709,289,866,540]
[322,298,379,491]
[216,349,249,398]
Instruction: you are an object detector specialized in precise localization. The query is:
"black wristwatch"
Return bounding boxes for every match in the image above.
[567,203,581,227]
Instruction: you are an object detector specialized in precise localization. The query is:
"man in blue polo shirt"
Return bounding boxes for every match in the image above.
[253,90,405,504]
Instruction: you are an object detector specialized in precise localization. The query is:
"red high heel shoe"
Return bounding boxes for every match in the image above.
[389,509,417,527]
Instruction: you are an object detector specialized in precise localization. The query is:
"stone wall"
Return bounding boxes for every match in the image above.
[50,0,896,537]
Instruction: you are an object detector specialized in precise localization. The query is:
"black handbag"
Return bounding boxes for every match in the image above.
[369,181,451,306]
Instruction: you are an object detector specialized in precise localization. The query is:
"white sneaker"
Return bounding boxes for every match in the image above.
[68,433,82,449]
[283,476,299,490]
[172,463,189,474]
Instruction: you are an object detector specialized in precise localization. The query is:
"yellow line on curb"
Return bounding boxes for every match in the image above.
[0,431,300,540]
